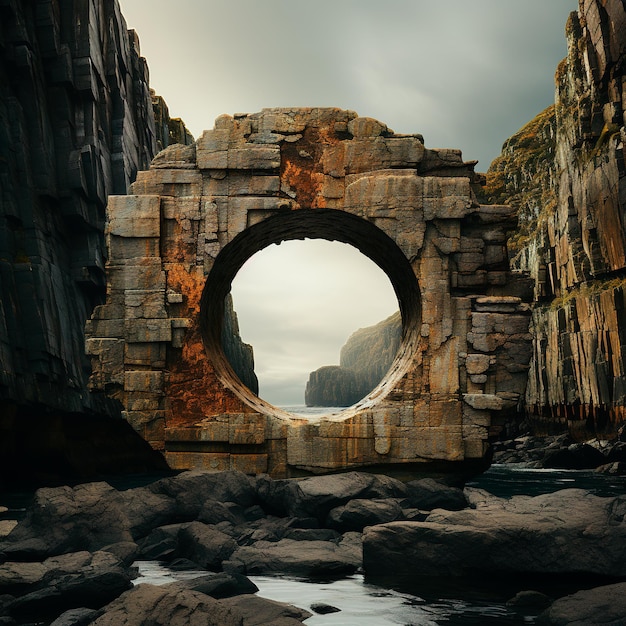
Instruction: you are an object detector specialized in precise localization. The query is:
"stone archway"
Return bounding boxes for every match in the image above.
[86,107,532,477]
[200,209,421,421]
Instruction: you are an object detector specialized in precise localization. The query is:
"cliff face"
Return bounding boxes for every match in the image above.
[222,294,258,396]
[0,0,194,484]
[485,0,626,437]
[305,312,401,407]
[0,0,193,418]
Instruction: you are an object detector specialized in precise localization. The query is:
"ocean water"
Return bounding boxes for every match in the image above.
[278,405,347,418]
[134,562,531,625]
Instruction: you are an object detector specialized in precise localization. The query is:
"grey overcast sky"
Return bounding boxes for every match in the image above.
[118,0,578,406]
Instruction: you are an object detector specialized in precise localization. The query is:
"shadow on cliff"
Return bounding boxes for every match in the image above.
[0,406,170,492]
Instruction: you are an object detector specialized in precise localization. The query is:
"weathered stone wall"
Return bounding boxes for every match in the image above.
[87,107,533,477]
[0,0,191,420]
[484,0,626,437]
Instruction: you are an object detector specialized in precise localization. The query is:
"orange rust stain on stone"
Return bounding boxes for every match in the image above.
[164,264,252,428]
[166,264,203,316]
[280,126,340,209]
[282,160,326,209]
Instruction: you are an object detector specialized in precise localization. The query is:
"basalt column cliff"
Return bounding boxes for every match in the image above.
[484,0,626,438]
[0,0,191,484]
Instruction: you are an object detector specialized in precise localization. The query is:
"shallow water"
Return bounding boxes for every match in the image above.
[134,561,535,625]
[468,463,626,498]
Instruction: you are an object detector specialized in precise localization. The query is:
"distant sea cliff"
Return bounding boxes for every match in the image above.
[305,311,401,407]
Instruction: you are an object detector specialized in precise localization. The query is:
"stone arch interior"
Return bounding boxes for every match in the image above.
[200,208,422,419]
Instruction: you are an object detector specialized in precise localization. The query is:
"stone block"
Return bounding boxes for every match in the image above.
[259,110,307,134]
[162,196,202,220]
[166,452,230,472]
[344,170,421,211]
[230,454,268,474]
[124,371,165,393]
[464,438,488,459]
[124,290,167,319]
[462,404,491,427]
[85,318,125,339]
[124,318,172,343]
[465,354,491,375]
[107,195,161,238]
[455,252,485,273]
[228,413,266,445]
[348,116,388,138]
[229,174,280,196]
[422,177,473,220]
[197,128,230,152]
[197,151,228,170]
[429,400,462,427]
[469,374,488,384]
[108,235,161,259]
[228,146,281,170]
[463,393,504,411]
[124,343,167,367]
[429,338,460,395]
[474,296,522,313]
[107,261,166,292]
[318,418,373,439]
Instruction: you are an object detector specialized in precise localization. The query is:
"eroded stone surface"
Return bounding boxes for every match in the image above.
[86,107,532,476]
[483,1,626,437]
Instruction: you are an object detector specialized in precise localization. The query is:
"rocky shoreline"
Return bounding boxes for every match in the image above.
[0,468,624,625]
[493,432,626,474]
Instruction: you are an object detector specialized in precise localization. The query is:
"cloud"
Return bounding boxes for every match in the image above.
[230,240,398,405]
[117,0,578,404]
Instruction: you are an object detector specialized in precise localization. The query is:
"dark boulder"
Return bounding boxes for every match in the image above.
[258,472,408,519]
[198,500,245,526]
[89,584,242,626]
[220,594,312,626]
[177,522,237,571]
[50,608,103,626]
[311,602,341,615]
[326,498,403,532]
[136,523,190,561]
[506,590,552,610]
[542,443,606,470]
[226,534,362,577]
[404,478,468,511]
[363,489,626,579]
[0,483,131,560]
[3,551,132,624]
[537,582,626,625]
[169,572,258,599]
[120,470,257,539]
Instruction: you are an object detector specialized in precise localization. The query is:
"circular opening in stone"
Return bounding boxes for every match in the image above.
[200,209,421,421]
[227,239,400,416]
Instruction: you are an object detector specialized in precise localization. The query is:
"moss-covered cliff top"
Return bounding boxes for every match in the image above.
[479,105,558,255]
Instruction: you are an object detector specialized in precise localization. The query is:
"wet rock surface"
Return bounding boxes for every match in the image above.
[0,469,625,623]
[493,433,626,472]
[363,487,626,578]
[0,470,473,624]
[537,582,626,625]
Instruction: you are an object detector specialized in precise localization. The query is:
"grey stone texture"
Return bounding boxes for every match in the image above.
[0,0,192,417]
[86,106,533,476]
